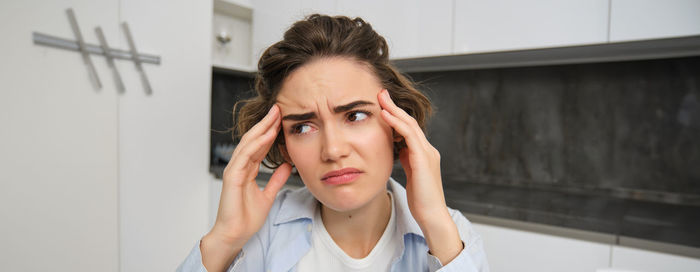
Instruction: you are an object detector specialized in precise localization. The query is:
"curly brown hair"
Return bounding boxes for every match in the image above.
[234,14,432,168]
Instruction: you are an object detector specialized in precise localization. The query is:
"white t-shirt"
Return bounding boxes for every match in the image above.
[296,191,399,271]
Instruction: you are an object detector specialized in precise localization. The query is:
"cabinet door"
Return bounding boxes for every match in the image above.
[610,245,700,272]
[252,0,452,60]
[0,0,119,271]
[212,11,253,69]
[472,223,611,272]
[251,0,305,64]
[453,0,609,53]
[609,0,700,42]
[117,0,212,271]
[336,0,453,59]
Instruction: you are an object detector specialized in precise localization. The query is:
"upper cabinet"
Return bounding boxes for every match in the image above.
[2,0,213,270]
[213,0,254,71]
[336,0,453,59]
[251,0,308,66]
[453,0,609,54]
[251,0,453,60]
[609,0,700,42]
[0,1,121,270]
[248,0,700,64]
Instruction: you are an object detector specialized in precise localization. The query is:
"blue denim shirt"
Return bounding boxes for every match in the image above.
[177,178,489,272]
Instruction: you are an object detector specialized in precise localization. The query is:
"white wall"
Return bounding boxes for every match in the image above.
[117,0,213,271]
[0,1,120,271]
[0,0,214,271]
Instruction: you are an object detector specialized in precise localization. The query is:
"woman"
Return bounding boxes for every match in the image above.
[179,14,488,272]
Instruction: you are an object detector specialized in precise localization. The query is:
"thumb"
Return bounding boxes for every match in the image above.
[263,163,293,200]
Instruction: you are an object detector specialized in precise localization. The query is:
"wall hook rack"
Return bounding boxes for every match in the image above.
[32,8,161,95]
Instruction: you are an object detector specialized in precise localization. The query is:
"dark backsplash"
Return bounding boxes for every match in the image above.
[209,70,306,187]
[210,71,253,174]
[406,56,700,248]
[210,56,700,248]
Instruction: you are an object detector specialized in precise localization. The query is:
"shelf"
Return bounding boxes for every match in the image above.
[213,0,252,20]
[392,35,700,73]
[212,0,254,75]
[212,62,255,76]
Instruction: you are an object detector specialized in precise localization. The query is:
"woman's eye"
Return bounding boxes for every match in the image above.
[292,124,312,134]
[347,111,369,122]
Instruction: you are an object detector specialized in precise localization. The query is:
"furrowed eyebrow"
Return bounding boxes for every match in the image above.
[281,100,374,121]
[282,112,316,121]
[333,100,374,113]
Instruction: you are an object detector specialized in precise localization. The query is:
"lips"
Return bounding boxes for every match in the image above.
[321,167,363,185]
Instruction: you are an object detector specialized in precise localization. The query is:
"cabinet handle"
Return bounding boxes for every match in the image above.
[216,31,232,45]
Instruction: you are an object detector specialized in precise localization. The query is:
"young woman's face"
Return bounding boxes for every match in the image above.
[276,57,395,212]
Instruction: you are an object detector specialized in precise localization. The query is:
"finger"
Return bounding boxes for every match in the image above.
[229,119,281,182]
[237,116,281,162]
[221,115,280,187]
[377,90,419,127]
[239,105,281,145]
[232,108,280,162]
[381,108,425,153]
[377,89,428,142]
[263,163,292,200]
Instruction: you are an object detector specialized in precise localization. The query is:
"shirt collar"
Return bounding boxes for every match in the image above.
[387,177,424,237]
[273,184,317,226]
[272,178,424,238]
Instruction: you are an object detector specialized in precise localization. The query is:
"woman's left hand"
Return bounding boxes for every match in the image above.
[378,89,463,265]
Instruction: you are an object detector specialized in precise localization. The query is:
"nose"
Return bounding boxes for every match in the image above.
[320,123,350,162]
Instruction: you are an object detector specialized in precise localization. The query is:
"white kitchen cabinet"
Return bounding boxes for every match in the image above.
[251,0,452,60]
[334,0,398,55]
[251,0,700,61]
[0,0,212,271]
[213,12,252,69]
[222,0,253,10]
[0,1,120,271]
[472,223,612,272]
[336,0,453,59]
[474,222,700,272]
[213,0,255,71]
[251,0,305,64]
[453,0,609,54]
[610,245,700,272]
[609,0,700,42]
[251,0,340,63]
[118,0,212,271]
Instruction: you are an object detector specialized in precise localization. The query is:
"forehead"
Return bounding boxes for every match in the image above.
[276,57,382,110]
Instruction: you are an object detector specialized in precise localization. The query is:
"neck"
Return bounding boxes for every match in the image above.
[320,190,392,258]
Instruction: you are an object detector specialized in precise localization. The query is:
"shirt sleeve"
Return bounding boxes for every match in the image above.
[426,241,484,272]
[426,209,491,272]
[176,189,292,272]
[175,239,243,272]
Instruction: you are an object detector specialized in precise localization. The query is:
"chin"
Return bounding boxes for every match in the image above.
[312,188,367,212]
[314,181,389,213]
[321,198,366,212]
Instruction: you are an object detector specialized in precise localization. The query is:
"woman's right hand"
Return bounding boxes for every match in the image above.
[201,105,292,271]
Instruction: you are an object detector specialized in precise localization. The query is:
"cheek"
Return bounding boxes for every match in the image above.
[352,121,394,159]
[284,135,318,170]
[375,118,395,148]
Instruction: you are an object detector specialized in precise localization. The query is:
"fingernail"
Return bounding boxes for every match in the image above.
[268,105,277,115]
